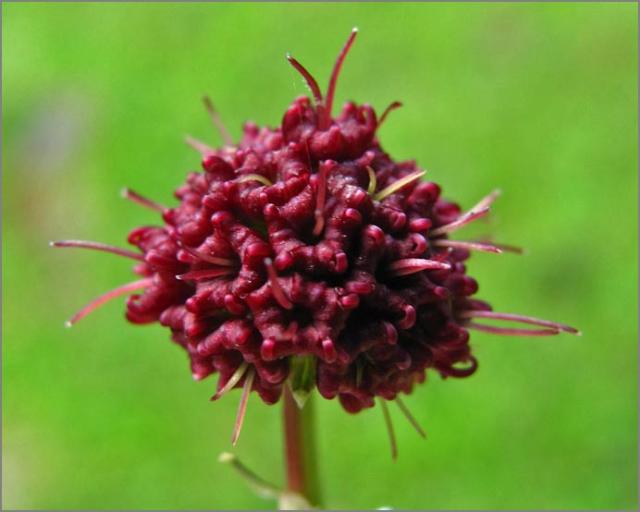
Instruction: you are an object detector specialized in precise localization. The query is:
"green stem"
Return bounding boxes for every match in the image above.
[282,387,321,507]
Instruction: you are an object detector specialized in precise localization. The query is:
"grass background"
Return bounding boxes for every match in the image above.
[2,2,637,510]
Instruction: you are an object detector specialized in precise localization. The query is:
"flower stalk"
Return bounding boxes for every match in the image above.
[282,387,320,508]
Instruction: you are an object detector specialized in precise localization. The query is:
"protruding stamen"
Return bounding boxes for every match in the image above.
[460,310,580,335]
[379,399,398,461]
[433,239,503,254]
[65,278,152,327]
[184,135,214,156]
[121,188,167,212]
[286,53,323,106]
[374,170,426,202]
[472,189,501,211]
[322,27,358,129]
[387,258,451,277]
[395,396,426,438]
[366,166,377,195]
[265,258,294,310]
[202,96,233,146]
[50,240,144,262]
[182,246,237,267]
[430,189,500,237]
[313,161,331,236]
[378,101,403,127]
[466,322,560,337]
[211,361,249,401]
[237,174,273,187]
[430,207,490,236]
[231,367,255,446]
[177,268,236,281]
[218,452,280,499]
[479,241,526,254]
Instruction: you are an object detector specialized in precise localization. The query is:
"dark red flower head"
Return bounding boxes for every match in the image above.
[55,29,578,440]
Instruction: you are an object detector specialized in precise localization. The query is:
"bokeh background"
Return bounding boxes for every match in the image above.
[3,2,637,510]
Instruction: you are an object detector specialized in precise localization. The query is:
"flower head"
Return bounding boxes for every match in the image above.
[54,29,578,442]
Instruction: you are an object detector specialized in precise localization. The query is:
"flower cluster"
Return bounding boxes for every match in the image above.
[55,30,577,438]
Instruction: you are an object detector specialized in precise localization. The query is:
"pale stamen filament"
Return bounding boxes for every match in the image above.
[460,310,580,335]
[211,361,249,401]
[182,245,237,267]
[50,240,144,262]
[387,258,451,277]
[65,278,153,327]
[430,207,490,236]
[184,135,214,156]
[237,174,273,187]
[466,322,561,337]
[379,399,398,461]
[395,396,426,438]
[231,367,255,446]
[367,166,377,195]
[265,258,294,310]
[433,239,502,254]
[374,170,426,202]
[472,189,501,211]
[202,96,234,146]
[121,188,167,212]
[176,268,236,281]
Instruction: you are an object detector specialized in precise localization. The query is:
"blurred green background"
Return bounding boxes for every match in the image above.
[2,2,637,510]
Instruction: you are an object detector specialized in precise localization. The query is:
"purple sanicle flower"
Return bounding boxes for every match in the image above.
[53,29,578,446]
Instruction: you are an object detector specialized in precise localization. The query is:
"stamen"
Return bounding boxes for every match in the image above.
[379,399,398,461]
[395,396,426,438]
[378,101,403,127]
[121,188,167,212]
[286,53,323,106]
[430,189,500,237]
[265,258,294,310]
[479,241,526,255]
[211,361,249,401]
[433,239,502,254]
[430,207,490,236]
[65,278,152,327]
[182,246,237,267]
[374,170,426,202]
[237,174,273,187]
[466,322,560,337]
[184,135,214,156]
[177,268,236,281]
[472,189,501,211]
[50,240,144,262]
[231,367,255,446]
[313,161,330,236]
[460,310,580,335]
[322,27,358,129]
[367,166,377,195]
[388,258,451,277]
[202,96,233,146]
